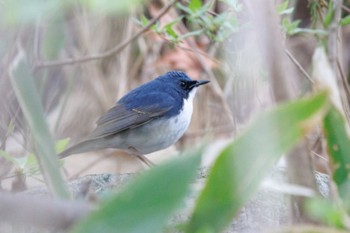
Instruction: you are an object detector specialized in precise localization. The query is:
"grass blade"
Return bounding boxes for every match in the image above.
[10,51,69,199]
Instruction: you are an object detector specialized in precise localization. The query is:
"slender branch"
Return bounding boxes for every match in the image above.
[34,0,179,69]
[337,58,350,99]
[341,4,350,14]
[336,58,350,121]
[33,19,42,63]
[285,48,314,84]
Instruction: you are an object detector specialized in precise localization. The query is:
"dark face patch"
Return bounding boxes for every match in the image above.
[178,80,198,92]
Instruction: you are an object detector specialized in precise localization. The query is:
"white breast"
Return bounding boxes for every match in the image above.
[171,88,196,134]
[114,88,198,154]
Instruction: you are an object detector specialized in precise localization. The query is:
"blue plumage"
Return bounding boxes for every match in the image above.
[59,71,209,166]
[119,71,194,117]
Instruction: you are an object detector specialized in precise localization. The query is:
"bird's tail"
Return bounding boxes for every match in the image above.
[58,138,104,159]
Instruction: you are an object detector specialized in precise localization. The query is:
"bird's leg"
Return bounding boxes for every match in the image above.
[128,146,155,168]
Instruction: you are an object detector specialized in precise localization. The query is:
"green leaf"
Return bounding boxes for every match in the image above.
[10,52,69,199]
[276,1,294,15]
[42,14,66,59]
[0,150,30,171]
[306,198,347,228]
[81,0,146,14]
[340,15,350,26]
[55,138,70,154]
[188,0,202,12]
[163,16,183,41]
[164,23,178,40]
[186,92,329,233]
[0,150,19,165]
[132,15,150,27]
[71,151,201,233]
[0,0,64,26]
[323,0,334,28]
[323,106,350,203]
[24,153,41,176]
[15,156,29,170]
[276,0,288,13]
[282,18,301,35]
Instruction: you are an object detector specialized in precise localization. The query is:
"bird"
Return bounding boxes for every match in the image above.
[58,71,210,166]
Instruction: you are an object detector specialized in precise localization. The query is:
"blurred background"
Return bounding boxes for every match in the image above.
[0,0,349,193]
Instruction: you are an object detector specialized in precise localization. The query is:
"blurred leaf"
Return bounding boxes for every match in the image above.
[340,15,350,26]
[323,0,334,28]
[276,0,294,15]
[0,150,19,165]
[42,15,66,59]
[1,0,145,26]
[133,14,150,27]
[176,3,193,15]
[15,156,28,170]
[282,18,301,35]
[306,198,348,228]
[188,0,202,12]
[164,23,179,40]
[323,106,350,203]
[220,0,242,11]
[24,153,41,176]
[178,29,204,40]
[0,150,28,171]
[276,0,288,13]
[55,138,70,154]
[0,150,41,175]
[186,92,329,233]
[71,150,201,233]
[81,0,145,14]
[163,16,183,42]
[10,51,69,199]
[0,0,65,26]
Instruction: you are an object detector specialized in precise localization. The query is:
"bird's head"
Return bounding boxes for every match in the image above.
[158,71,210,100]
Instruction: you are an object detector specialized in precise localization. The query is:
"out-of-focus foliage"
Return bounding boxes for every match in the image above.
[186,91,329,233]
[135,0,240,44]
[71,150,201,233]
[307,198,348,229]
[9,53,70,199]
[2,0,350,232]
[323,106,350,206]
[0,0,144,26]
[278,0,327,35]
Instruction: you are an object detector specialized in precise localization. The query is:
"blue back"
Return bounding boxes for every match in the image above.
[118,71,193,117]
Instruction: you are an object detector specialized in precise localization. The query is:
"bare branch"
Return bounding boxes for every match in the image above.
[34,0,179,69]
[285,48,314,84]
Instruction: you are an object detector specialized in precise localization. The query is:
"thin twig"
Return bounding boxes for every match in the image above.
[284,48,314,84]
[336,58,350,120]
[341,4,350,13]
[33,19,42,63]
[337,58,350,100]
[34,0,179,69]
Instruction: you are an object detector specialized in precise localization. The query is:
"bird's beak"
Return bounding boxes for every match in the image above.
[195,80,210,87]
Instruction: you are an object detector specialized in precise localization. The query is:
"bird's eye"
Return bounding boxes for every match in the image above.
[180,81,187,89]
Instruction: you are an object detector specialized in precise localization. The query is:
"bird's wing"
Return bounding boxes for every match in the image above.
[88,93,176,139]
